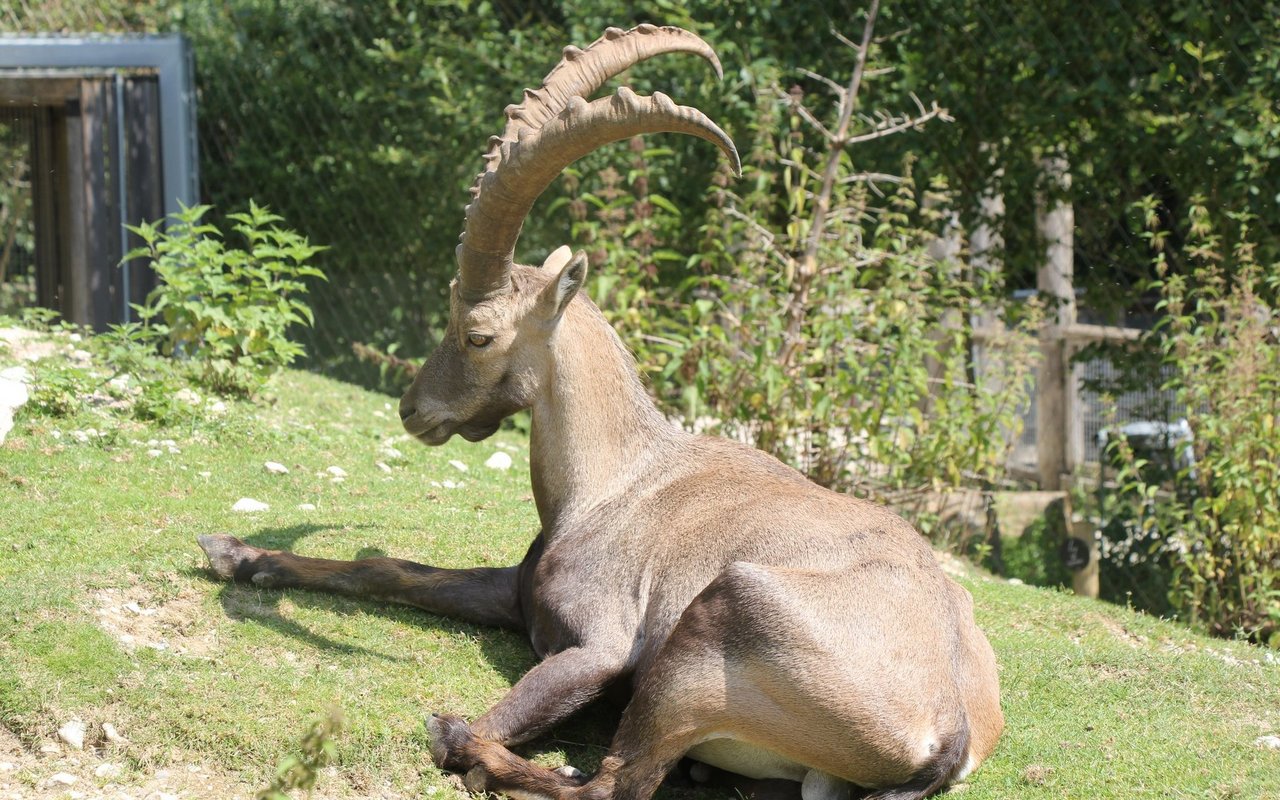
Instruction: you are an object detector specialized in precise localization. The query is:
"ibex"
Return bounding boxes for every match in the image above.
[199,24,1002,800]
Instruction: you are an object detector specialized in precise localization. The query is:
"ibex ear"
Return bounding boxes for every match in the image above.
[537,250,588,323]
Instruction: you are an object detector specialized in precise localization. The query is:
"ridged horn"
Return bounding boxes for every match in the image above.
[457,25,739,303]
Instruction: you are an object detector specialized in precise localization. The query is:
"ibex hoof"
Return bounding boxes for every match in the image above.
[197,534,258,580]
[555,765,587,785]
[463,765,491,794]
[426,713,473,772]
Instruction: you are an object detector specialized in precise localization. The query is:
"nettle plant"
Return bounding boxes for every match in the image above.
[1112,196,1280,645]
[572,25,1036,517]
[125,202,326,395]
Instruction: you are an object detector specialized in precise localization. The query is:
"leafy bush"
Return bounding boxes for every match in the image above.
[571,25,1038,517]
[125,202,326,395]
[1106,196,1280,645]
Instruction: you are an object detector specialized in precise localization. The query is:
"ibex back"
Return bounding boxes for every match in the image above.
[199,24,1003,800]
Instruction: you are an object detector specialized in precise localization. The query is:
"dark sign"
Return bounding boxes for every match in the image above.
[1060,536,1092,571]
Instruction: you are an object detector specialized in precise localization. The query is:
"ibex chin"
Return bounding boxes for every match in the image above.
[199,24,1002,800]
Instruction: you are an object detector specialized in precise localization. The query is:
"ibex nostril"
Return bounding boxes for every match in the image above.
[399,406,416,422]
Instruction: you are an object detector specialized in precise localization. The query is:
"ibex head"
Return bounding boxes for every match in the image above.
[399,25,740,445]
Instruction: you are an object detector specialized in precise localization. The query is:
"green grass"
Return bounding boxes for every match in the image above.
[2,366,1279,798]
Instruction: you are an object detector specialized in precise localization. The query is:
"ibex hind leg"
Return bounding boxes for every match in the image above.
[573,562,971,800]
[196,534,523,629]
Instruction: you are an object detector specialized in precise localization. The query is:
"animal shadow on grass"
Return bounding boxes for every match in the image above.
[189,524,533,681]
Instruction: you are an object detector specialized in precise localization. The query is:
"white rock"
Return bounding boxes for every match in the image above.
[167,446,181,455]
[159,439,176,448]
[95,763,124,779]
[102,723,128,746]
[175,388,201,406]
[58,719,86,750]
[298,503,316,511]
[380,445,404,460]
[146,449,163,458]
[442,479,460,489]
[484,452,513,471]
[197,471,212,478]
[51,429,62,439]
[123,602,143,615]
[1257,734,1280,750]
[263,461,290,475]
[325,465,347,478]
[448,459,469,473]
[48,772,78,786]
[209,400,227,414]
[231,498,269,513]
[375,461,392,473]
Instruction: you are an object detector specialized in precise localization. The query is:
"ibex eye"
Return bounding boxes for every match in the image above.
[467,333,493,348]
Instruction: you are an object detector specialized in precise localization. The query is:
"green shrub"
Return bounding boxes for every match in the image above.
[125,202,326,396]
[1109,196,1280,645]
[570,39,1038,514]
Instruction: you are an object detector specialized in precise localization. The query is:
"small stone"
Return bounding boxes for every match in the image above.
[263,461,290,475]
[375,461,392,473]
[209,400,228,414]
[102,723,128,746]
[442,479,460,489]
[1256,734,1280,750]
[197,471,212,478]
[123,602,143,615]
[51,430,62,439]
[448,459,469,473]
[231,498,269,513]
[39,742,61,754]
[49,772,78,786]
[0,761,14,773]
[484,452,513,471]
[58,719,86,750]
[298,503,316,511]
[325,465,347,478]
[146,449,163,458]
[95,763,123,779]
[380,445,404,460]
[167,446,181,455]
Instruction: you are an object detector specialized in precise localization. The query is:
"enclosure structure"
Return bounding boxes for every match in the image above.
[0,34,197,329]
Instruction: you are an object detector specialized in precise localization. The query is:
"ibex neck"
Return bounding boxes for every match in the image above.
[529,308,678,528]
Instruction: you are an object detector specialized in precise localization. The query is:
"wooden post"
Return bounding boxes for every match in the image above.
[1035,154,1077,491]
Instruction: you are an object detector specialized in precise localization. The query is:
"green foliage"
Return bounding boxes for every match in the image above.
[256,709,344,800]
[125,202,326,396]
[1102,197,1280,645]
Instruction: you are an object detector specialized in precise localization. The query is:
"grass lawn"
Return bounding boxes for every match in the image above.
[1,355,1278,798]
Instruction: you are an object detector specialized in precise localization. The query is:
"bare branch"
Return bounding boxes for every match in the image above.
[722,206,793,270]
[844,103,950,146]
[838,171,906,186]
[797,68,847,98]
[792,103,834,140]
[831,28,861,53]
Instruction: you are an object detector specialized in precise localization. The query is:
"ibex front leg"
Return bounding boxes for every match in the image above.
[429,644,630,795]
[196,534,523,629]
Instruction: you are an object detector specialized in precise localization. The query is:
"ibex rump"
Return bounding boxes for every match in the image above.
[199,25,1002,800]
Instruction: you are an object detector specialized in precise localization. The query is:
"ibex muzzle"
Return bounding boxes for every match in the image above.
[203,24,1002,800]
